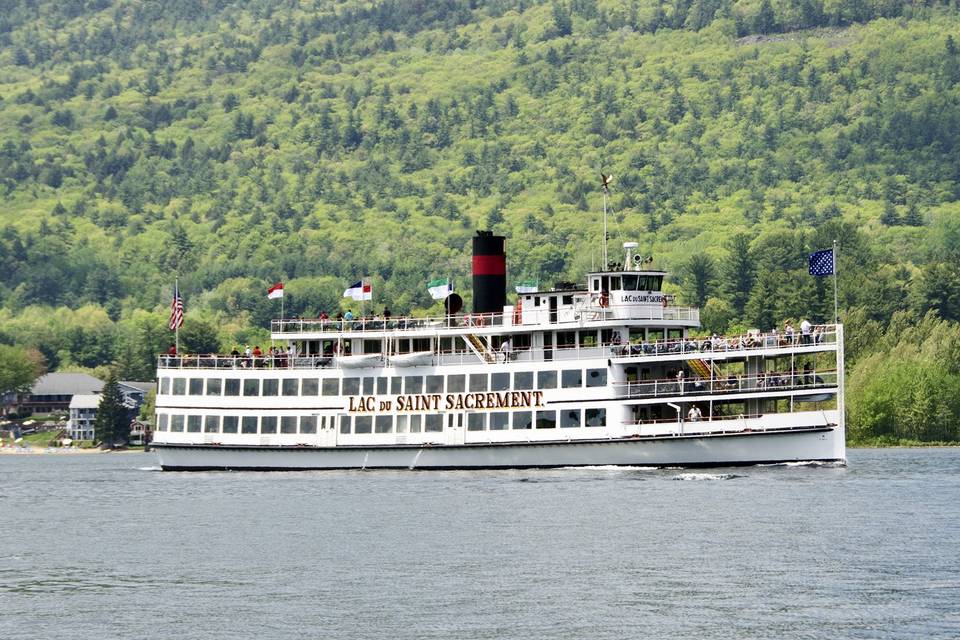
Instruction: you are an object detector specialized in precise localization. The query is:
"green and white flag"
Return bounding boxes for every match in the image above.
[427,278,453,300]
[515,280,538,294]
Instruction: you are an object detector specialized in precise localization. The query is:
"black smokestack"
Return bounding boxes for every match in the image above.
[472,231,506,314]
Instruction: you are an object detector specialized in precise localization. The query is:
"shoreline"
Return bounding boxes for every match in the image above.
[0,446,146,455]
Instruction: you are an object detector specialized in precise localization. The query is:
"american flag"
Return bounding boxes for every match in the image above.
[808,249,834,276]
[169,282,184,330]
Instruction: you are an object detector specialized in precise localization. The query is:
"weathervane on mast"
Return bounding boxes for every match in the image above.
[600,172,613,269]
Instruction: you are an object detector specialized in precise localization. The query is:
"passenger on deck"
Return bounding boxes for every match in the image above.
[687,405,702,422]
[800,318,812,344]
[784,320,795,344]
[344,309,354,321]
[167,344,177,356]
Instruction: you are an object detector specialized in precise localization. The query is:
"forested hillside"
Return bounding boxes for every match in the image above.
[2,0,960,441]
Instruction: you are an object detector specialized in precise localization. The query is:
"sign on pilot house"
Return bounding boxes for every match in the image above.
[348,391,545,414]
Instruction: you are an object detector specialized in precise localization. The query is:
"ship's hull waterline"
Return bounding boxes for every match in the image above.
[153,426,843,471]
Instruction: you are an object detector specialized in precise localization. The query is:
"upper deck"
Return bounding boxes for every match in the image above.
[270,302,701,339]
[158,325,840,372]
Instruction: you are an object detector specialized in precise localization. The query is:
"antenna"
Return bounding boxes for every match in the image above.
[600,173,613,269]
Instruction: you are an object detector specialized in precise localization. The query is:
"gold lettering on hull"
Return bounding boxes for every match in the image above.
[348,391,545,413]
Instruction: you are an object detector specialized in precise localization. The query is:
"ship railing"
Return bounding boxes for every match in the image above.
[269,304,703,334]
[621,411,834,434]
[616,370,839,400]
[609,325,837,359]
[157,354,336,370]
[156,327,839,370]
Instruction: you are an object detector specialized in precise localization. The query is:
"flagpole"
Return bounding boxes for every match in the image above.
[832,239,839,325]
[174,277,180,356]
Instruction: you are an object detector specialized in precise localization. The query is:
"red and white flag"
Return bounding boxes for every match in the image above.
[267,282,284,299]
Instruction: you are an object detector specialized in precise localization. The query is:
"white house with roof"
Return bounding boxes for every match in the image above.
[65,381,156,442]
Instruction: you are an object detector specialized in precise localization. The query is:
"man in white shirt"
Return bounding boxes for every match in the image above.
[800,318,812,344]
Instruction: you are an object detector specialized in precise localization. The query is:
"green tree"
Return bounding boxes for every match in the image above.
[0,346,45,414]
[679,253,716,308]
[179,318,222,354]
[93,372,130,447]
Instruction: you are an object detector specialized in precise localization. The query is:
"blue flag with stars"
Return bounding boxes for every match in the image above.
[808,249,834,276]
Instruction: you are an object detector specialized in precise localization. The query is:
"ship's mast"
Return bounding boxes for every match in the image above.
[600,173,613,269]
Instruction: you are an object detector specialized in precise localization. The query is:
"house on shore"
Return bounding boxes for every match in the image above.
[65,380,156,443]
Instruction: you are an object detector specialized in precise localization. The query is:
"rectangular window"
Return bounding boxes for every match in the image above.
[363,339,382,354]
[490,412,509,430]
[159,378,170,395]
[375,416,393,433]
[560,409,581,428]
[172,378,186,395]
[299,416,317,434]
[282,379,299,396]
[376,377,388,395]
[280,416,297,434]
[586,368,608,387]
[204,416,220,433]
[321,379,338,396]
[610,276,621,290]
[538,371,557,389]
[409,415,422,433]
[562,369,583,388]
[556,331,577,348]
[467,413,486,431]
[302,378,319,396]
[157,414,169,431]
[424,414,443,432]
[405,376,423,394]
[225,378,240,396]
[187,415,202,432]
[189,378,204,395]
[514,371,533,390]
[362,377,374,395]
[390,377,403,394]
[585,408,606,427]
[207,378,222,396]
[491,372,510,391]
[262,379,279,396]
[513,411,533,430]
[242,416,258,434]
[261,416,277,434]
[426,375,444,393]
[171,415,184,432]
[536,410,557,429]
[354,416,372,434]
[447,375,465,393]
[222,416,239,434]
[469,374,487,392]
[340,416,351,434]
[396,415,408,433]
[243,379,260,396]
[342,378,360,396]
[579,331,597,347]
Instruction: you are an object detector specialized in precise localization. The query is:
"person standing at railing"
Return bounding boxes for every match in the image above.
[676,369,685,394]
[687,405,702,422]
[800,318,812,344]
[784,320,795,345]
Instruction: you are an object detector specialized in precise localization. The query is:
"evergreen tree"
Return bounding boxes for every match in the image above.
[93,372,130,448]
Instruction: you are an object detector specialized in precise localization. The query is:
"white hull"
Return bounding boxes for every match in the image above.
[154,425,844,471]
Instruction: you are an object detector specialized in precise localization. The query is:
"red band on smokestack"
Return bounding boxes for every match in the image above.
[473,255,505,276]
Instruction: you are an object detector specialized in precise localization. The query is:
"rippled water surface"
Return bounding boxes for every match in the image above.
[1,449,959,639]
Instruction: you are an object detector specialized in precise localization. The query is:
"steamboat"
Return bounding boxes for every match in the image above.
[152,232,845,471]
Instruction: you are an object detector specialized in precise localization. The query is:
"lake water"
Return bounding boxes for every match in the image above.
[1,448,958,639]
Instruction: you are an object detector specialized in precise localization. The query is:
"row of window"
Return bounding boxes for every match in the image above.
[155,408,607,434]
[159,369,608,398]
